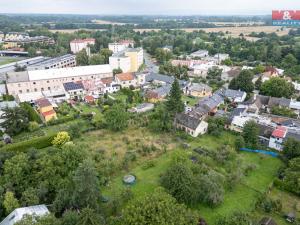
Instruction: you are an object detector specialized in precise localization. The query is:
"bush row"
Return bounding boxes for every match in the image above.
[1,134,56,152]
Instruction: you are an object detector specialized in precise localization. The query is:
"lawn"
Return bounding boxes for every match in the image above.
[0,57,21,66]
[182,95,200,106]
[102,132,283,225]
[75,102,103,121]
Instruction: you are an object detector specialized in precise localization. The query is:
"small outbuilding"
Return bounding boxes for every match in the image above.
[285,212,296,223]
[259,217,277,225]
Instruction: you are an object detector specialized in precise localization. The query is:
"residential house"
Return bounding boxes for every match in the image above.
[214,53,229,64]
[100,77,120,94]
[269,126,288,151]
[230,115,255,132]
[194,92,224,117]
[0,205,49,225]
[185,83,212,98]
[145,85,171,103]
[217,88,247,103]
[261,67,279,83]
[84,95,95,104]
[35,98,57,122]
[63,82,85,100]
[190,50,209,58]
[221,67,241,82]
[115,72,145,88]
[174,113,208,137]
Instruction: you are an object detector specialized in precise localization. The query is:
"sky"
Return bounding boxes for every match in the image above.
[0,0,300,15]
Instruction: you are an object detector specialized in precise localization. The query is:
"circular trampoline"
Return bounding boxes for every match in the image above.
[123,174,136,185]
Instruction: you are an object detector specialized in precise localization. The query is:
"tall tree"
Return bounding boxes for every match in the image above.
[3,191,19,214]
[160,163,199,205]
[283,138,300,160]
[242,120,259,149]
[120,189,198,225]
[89,54,105,65]
[166,78,184,116]
[72,159,100,209]
[76,208,104,225]
[104,103,129,131]
[0,107,29,135]
[229,70,254,93]
[260,77,295,98]
[76,49,89,66]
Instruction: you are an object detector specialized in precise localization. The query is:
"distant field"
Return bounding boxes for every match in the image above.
[49,29,107,33]
[134,26,292,41]
[91,19,127,25]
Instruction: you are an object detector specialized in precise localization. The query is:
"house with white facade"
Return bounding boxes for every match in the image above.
[70,38,95,56]
[174,113,208,137]
[269,126,288,151]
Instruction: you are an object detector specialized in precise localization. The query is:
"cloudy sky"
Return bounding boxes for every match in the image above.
[0,0,300,15]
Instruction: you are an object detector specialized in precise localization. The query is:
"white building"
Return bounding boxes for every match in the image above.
[115,72,146,88]
[0,205,49,225]
[109,48,144,73]
[230,116,255,132]
[269,126,287,151]
[70,38,95,56]
[190,50,209,58]
[27,54,76,71]
[6,65,113,97]
[109,53,131,73]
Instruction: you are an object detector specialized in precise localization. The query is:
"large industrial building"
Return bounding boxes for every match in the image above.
[27,54,76,70]
[6,64,113,96]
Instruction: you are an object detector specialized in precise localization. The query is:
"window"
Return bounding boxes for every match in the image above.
[33,82,36,85]
[34,88,37,92]
[19,90,22,93]
[48,87,51,90]
[27,89,29,93]
[41,88,44,91]
[18,84,21,87]
[47,80,49,83]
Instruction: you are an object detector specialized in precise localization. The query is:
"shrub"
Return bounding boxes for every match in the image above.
[1,134,55,152]
[52,132,71,147]
[20,103,42,124]
[28,121,40,132]
[142,160,156,170]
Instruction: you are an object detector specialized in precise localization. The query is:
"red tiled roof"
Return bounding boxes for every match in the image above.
[101,77,113,84]
[272,126,287,138]
[35,98,52,108]
[116,72,135,81]
[85,95,95,102]
[70,38,95,44]
[42,110,56,117]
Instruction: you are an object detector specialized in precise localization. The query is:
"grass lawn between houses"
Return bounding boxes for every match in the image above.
[102,132,285,225]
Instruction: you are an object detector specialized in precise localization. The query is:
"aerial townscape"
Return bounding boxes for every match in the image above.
[0,2,300,225]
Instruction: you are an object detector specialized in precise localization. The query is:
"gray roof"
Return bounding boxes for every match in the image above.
[151,85,171,97]
[224,89,245,99]
[268,97,291,108]
[0,205,49,225]
[198,93,224,110]
[189,83,212,92]
[175,113,201,130]
[285,131,300,142]
[145,73,187,88]
[6,71,29,83]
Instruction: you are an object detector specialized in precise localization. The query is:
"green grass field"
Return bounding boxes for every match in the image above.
[102,132,284,224]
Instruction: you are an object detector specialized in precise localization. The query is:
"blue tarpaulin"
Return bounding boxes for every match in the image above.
[240,148,279,157]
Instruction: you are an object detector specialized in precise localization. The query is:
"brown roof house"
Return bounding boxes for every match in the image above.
[174,113,208,137]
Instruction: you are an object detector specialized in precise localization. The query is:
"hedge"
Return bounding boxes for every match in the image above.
[1,134,56,152]
[20,102,42,124]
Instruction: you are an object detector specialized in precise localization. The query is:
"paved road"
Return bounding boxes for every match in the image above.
[144,52,159,73]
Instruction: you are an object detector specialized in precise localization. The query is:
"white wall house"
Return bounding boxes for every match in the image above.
[109,43,127,54]
[269,126,287,151]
